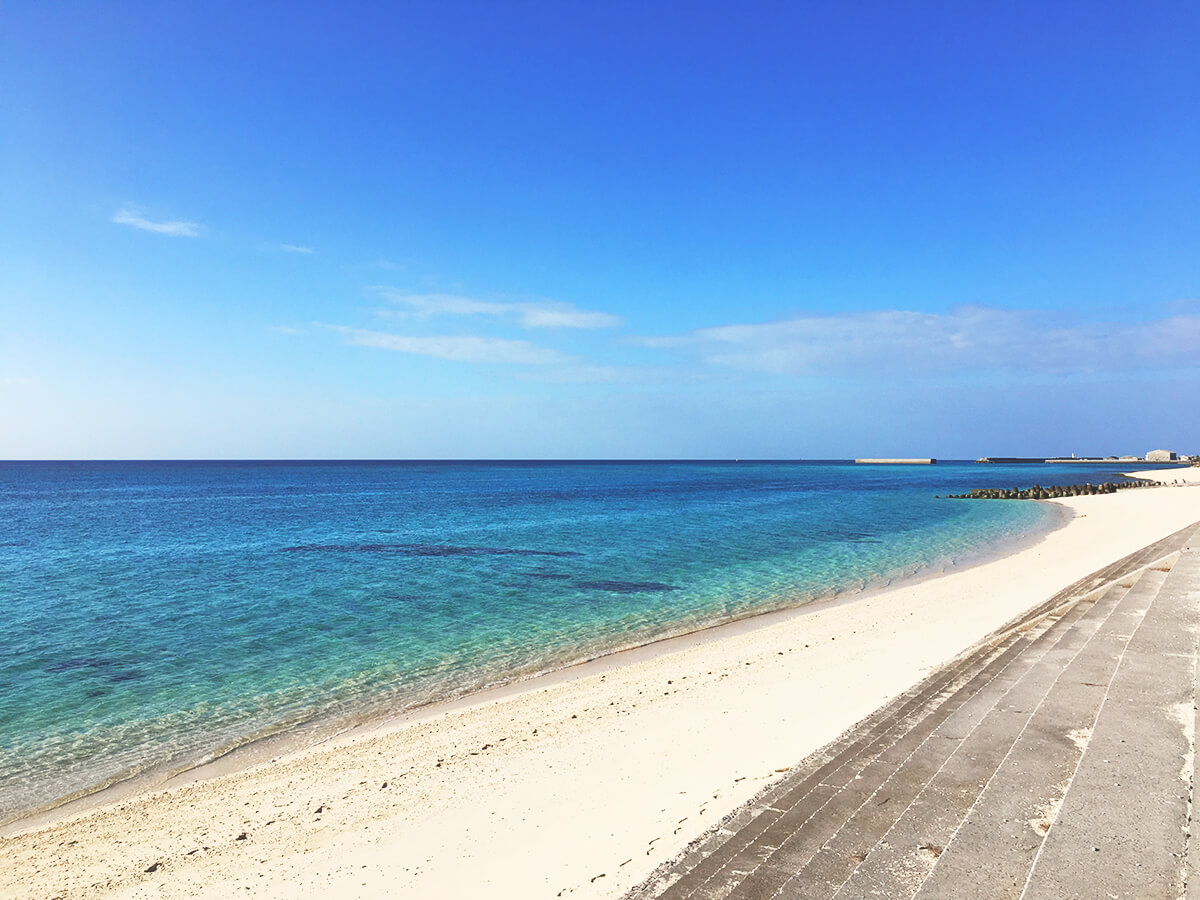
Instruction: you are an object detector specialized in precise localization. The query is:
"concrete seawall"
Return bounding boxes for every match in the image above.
[855,458,937,465]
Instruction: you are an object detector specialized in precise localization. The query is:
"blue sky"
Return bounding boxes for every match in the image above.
[1,1,1197,458]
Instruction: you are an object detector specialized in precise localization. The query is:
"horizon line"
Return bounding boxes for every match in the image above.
[0,457,1184,464]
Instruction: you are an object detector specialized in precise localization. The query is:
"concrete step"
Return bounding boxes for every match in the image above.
[781,574,1141,900]
[652,629,1033,900]
[829,567,1166,899]
[714,575,1131,900]
[715,596,1101,900]
[1022,540,1200,899]
[631,521,1200,900]
[914,565,1180,898]
[983,520,1200,648]
[711,637,1045,900]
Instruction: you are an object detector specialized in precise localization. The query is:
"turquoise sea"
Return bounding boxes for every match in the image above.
[0,460,1157,822]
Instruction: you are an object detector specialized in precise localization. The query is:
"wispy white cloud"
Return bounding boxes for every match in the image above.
[641,306,1200,375]
[330,326,571,365]
[279,243,314,254]
[514,364,651,384]
[516,304,620,329]
[111,208,202,237]
[373,289,621,329]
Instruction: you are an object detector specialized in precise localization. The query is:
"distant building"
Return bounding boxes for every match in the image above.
[1146,449,1178,461]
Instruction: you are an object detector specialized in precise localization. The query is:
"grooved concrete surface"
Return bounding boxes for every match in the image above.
[630,521,1200,900]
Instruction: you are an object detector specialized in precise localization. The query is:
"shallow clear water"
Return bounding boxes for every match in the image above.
[0,459,1151,819]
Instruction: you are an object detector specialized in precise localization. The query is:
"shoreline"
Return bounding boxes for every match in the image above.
[147,498,1073,782]
[3,480,1198,898]
[0,499,1066,836]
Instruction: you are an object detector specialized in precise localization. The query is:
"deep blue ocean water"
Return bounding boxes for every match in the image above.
[0,459,1160,820]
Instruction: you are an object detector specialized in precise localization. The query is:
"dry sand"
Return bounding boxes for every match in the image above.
[1125,464,1200,485]
[3,478,1199,900]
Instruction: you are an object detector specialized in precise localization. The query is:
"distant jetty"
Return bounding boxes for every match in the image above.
[855,458,937,465]
[1046,457,1148,464]
[975,457,1046,464]
[976,457,1143,464]
[977,451,1185,464]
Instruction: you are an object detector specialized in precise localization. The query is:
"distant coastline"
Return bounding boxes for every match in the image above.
[978,455,1190,465]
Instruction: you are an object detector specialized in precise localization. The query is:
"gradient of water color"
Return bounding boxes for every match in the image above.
[0,460,1154,820]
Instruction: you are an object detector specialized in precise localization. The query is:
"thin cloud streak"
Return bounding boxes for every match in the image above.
[514,364,658,384]
[331,326,572,365]
[280,244,314,254]
[111,209,202,237]
[373,289,621,329]
[642,306,1200,375]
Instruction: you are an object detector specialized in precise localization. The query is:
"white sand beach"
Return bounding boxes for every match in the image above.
[3,477,1199,900]
[1125,464,1200,485]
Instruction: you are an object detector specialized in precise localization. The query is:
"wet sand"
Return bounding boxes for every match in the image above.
[2,480,1198,899]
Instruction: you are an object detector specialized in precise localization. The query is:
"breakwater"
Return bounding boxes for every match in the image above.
[943,480,1154,501]
[855,458,937,465]
[975,457,1046,464]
